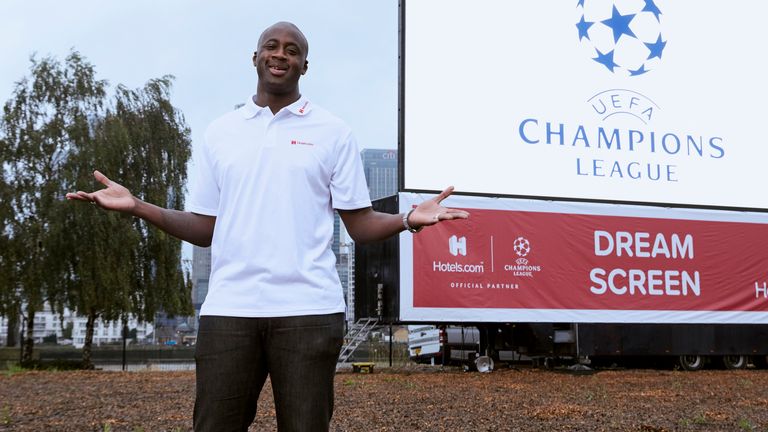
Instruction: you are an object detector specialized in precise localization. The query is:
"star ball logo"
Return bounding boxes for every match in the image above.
[506,236,542,278]
[513,237,531,258]
[576,0,666,76]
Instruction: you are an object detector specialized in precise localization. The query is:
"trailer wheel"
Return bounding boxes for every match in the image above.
[475,355,494,373]
[720,355,747,370]
[678,355,704,371]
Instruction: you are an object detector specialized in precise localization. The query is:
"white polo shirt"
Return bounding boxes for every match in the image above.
[188,95,371,317]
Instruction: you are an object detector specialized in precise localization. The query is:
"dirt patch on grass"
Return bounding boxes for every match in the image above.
[0,366,766,431]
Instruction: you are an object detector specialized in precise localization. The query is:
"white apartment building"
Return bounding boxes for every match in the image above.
[0,303,153,348]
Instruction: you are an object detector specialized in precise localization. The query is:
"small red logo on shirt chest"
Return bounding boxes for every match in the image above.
[290,139,314,146]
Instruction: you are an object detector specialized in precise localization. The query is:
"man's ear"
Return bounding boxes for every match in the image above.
[252,51,258,67]
[302,60,309,75]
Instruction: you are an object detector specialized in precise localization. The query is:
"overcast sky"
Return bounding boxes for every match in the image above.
[0,0,398,152]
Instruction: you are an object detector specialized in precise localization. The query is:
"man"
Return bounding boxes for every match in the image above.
[67,21,468,431]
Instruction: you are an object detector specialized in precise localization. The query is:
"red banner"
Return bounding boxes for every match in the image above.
[413,208,768,315]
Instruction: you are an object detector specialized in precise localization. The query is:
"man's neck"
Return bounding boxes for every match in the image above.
[253,91,301,115]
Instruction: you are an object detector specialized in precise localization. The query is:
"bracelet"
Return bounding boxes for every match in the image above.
[402,209,422,233]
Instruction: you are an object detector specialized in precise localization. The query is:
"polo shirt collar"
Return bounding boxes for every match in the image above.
[241,95,312,119]
[285,96,312,116]
[241,95,268,119]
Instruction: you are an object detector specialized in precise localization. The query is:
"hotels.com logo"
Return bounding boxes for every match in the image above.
[432,234,484,273]
[449,235,466,256]
[290,139,314,146]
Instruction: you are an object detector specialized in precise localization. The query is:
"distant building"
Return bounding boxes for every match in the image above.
[333,212,342,260]
[0,303,153,348]
[333,214,354,325]
[361,148,398,200]
[339,241,355,325]
[334,149,398,327]
[71,314,152,348]
[152,311,194,346]
[191,245,212,327]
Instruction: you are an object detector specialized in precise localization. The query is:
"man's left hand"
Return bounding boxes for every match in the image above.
[407,186,469,230]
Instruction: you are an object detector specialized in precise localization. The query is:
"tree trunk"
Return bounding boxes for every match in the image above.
[82,311,96,370]
[5,310,19,347]
[20,307,35,366]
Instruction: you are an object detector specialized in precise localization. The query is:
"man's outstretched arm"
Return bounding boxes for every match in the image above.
[338,186,469,244]
[66,170,216,247]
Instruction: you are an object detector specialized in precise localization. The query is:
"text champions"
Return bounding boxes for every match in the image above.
[589,230,700,297]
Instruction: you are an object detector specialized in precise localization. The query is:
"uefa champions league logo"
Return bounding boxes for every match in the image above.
[513,237,531,258]
[509,237,541,277]
[577,0,667,76]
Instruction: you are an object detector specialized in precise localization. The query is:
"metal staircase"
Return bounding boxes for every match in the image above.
[338,317,378,363]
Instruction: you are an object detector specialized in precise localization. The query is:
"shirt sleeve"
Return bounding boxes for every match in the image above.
[186,129,219,216]
[330,130,372,210]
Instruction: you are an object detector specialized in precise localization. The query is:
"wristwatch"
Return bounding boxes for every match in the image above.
[402,209,422,233]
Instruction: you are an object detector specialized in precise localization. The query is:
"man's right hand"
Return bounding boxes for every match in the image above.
[65,170,137,213]
[66,169,216,247]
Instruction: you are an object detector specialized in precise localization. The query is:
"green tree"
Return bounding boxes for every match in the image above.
[1,52,106,364]
[61,76,193,368]
[1,51,193,368]
[112,77,193,323]
[0,140,19,347]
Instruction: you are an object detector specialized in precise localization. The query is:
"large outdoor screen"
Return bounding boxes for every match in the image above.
[402,1,768,210]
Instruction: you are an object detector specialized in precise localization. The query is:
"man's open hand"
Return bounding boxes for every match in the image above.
[65,170,136,213]
[407,186,469,229]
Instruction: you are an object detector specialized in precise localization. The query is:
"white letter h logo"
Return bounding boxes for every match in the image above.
[756,282,768,299]
[449,235,467,256]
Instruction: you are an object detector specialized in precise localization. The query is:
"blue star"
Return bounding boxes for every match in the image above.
[593,49,618,72]
[577,0,585,7]
[601,5,637,43]
[630,64,649,76]
[645,34,667,59]
[643,0,662,21]
[576,15,594,41]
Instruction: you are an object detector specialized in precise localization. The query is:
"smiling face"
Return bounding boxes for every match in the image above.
[253,22,309,99]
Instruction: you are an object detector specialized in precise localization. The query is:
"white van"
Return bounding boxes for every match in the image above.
[407,325,481,364]
[407,325,441,363]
